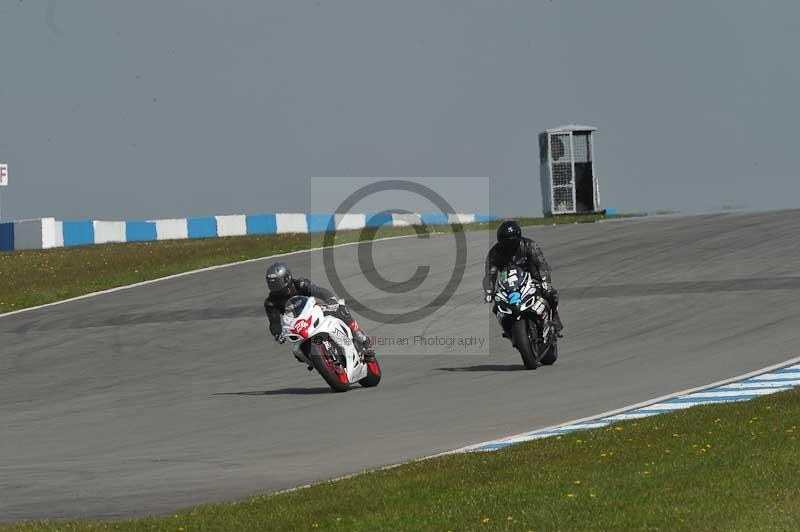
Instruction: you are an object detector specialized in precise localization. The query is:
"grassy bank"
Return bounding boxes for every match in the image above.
[5,387,799,531]
[0,213,624,314]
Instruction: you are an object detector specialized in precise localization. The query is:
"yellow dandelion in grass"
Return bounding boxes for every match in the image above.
[507,515,514,522]
[600,453,607,457]
[312,523,320,529]
[482,516,490,524]
[614,426,623,432]
[590,493,597,498]
[573,480,581,485]
[567,493,576,498]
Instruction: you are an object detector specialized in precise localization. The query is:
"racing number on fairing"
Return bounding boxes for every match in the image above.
[292,317,313,338]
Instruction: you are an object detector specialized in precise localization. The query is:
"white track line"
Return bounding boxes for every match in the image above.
[0,234,422,319]
[452,354,800,453]
[684,389,784,398]
[605,412,660,421]
[750,373,800,381]
[717,381,800,389]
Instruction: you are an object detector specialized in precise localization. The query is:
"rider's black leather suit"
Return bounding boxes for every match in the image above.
[482,237,553,294]
[482,237,562,331]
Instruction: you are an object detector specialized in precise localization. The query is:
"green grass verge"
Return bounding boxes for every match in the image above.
[5,387,799,531]
[0,213,626,314]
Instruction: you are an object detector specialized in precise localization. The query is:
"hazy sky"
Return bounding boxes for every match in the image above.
[1,1,799,220]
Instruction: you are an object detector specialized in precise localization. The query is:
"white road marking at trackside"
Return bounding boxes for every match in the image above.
[465,387,789,451]
[449,354,800,454]
[0,234,423,319]
[638,402,697,411]
[750,373,800,381]
[717,381,799,389]
[605,412,659,421]
[552,422,610,431]
[683,389,784,398]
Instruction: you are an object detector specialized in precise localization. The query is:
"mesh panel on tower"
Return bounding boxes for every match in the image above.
[553,186,574,212]
[538,125,600,216]
[572,133,591,163]
[551,133,574,211]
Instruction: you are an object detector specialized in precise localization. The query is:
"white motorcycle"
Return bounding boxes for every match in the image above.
[279,295,382,392]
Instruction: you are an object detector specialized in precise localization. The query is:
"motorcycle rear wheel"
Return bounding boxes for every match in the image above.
[309,341,350,393]
[511,319,540,370]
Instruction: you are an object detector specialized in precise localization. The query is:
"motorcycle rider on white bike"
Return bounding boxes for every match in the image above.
[264,262,375,360]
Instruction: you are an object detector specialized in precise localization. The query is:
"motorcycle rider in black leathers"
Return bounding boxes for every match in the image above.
[483,220,564,337]
[264,262,375,360]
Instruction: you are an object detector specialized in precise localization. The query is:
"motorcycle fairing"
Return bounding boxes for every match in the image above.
[281,296,368,383]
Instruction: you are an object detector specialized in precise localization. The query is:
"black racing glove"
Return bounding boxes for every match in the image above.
[547,287,559,306]
[540,281,558,305]
[270,323,284,343]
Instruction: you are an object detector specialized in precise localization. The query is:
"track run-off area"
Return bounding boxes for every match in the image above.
[2,210,800,522]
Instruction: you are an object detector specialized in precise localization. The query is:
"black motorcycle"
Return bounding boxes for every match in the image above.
[493,266,558,369]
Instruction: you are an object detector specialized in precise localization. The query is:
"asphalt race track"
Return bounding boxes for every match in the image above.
[3,210,800,521]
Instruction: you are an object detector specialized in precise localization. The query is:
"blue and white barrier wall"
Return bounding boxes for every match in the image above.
[0,218,63,251]
[0,213,497,251]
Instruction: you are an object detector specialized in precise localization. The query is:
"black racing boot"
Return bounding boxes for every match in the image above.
[552,310,564,337]
[349,322,376,361]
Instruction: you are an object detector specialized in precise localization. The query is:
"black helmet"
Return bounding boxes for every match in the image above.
[496,220,522,253]
[266,262,293,294]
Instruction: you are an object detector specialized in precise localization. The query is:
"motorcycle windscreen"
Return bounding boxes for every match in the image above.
[284,295,309,318]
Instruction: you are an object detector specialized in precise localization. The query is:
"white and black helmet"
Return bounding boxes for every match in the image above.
[266,262,293,293]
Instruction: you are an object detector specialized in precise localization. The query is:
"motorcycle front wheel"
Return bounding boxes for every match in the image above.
[358,357,382,387]
[511,318,540,370]
[309,341,350,393]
